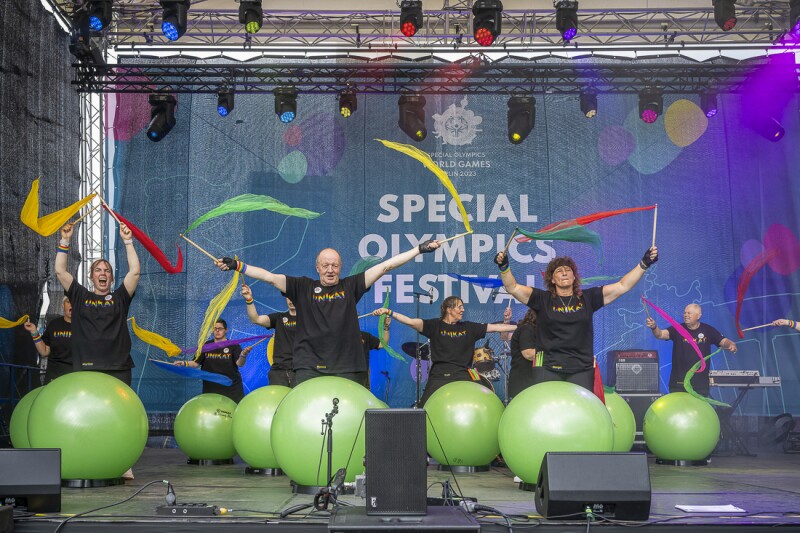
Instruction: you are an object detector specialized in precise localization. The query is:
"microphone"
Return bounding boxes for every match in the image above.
[413,289,434,302]
[332,398,339,406]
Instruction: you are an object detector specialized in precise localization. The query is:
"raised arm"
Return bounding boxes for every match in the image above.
[373,308,423,333]
[494,251,532,305]
[771,319,800,332]
[217,257,287,294]
[364,240,440,289]
[645,316,670,340]
[24,320,51,357]
[120,223,140,296]
[602,247,658,305]
[241,284,271,328]
[55,224,75,292]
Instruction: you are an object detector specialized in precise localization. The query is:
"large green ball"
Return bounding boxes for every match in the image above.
[499,381,614,484]
[605,391,637,452]
[232,385,291,468]
[643,392,719,460]
[271,376,386,486]
[425,381,505,467]
[174,393,237,460]
[10,387,44,448]
[27,372,148,480]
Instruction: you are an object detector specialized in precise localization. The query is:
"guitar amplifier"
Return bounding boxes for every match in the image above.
[607,350,659,393]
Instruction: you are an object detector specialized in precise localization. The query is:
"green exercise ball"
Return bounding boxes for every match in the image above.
[425,381,505,467]
[232,385,291,468]
[270,376,386,486]
[498,381,614,484]
[10,387,44,448]
[605,391,637,452]
[643,392,720,461]
[174,393,237,460]
[27,372,148,480]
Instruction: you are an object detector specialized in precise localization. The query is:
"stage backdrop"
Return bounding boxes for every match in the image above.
[107,66,800,416]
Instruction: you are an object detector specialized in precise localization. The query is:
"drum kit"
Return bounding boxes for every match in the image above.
[400,339,510,402]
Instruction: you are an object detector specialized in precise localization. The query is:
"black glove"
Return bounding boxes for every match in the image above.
[494,252,509,271]
[641,248,658,269]
[221,257,238,270]
[418,240,436,253]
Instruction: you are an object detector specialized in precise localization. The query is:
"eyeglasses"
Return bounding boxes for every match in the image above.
[213,326,226,331]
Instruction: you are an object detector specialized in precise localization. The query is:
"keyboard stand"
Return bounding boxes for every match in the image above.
[714,385,756,457]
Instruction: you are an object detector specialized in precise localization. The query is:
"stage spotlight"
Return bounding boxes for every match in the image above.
[472,0,503,46]
[339,91,357,118]
[274,86,298,123]
[160,0,190,41]
[700,92,717,118]
[555,0,579,42]
[790,0,800,34]
[400,0,423,37]
[217,88,234,117]
[147,93,177,142]
[580,91,597,118]
[398,94,427,142]
[752,116,785,142]
[713,0,737,31]
[88,0,113,31]
[638,88,663,124]
[507,96,536,144]
[239,0,263,34]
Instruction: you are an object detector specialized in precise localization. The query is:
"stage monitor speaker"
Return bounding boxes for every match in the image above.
[364,408,426,516]
[535,452,650,521]
[0,448,61,513]
[607,350,659,393]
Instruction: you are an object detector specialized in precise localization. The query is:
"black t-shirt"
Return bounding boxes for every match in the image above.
[509,322,537,398]
[420,319,487,374]
[42,316,73,368]
[266,311,297,370]
[284,273,369,373]
[667,322,724,395]
[197,341,243,390]
[526,286,605,373]
[360,331,381,368]
[67,281,134,371]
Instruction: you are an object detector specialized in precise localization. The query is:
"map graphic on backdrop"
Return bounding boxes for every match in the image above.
[107,91,799,414]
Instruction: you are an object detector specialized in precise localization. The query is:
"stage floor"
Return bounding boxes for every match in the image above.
[10,447,800,532]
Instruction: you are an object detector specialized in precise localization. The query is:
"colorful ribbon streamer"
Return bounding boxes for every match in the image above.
[181,334,272,355]
[537,205,656,233]
[642,296,706,373]
[349,256,383,276]
[20,178,96,237]
[517,225,603,259]
[0,314,29,329]
[150,359,233,386]
[195,269,240,361]
[129,317,182,357]
[682,348,730,408]
[378,290,406,362]
[735,248,780,338]
[446,273,503,288]
[377,139,472,233]
[103,207,184,274]
[185,193,322,234]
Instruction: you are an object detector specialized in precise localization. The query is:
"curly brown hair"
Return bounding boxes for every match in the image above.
[519,308,537,328]
[544,256,582,298]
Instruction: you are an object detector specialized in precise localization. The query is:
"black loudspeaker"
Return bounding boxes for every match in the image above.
[365,409,426,516]
[0,448,61,512]
[607,350,659,393]
[535,452,651,521]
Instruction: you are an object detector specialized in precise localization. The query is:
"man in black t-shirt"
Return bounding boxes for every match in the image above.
[184,319,246,402]
[217,241,440,385]
[241,284,297,387]
[24,297,74,383]
[55,222,140,386]
[647,303,737,396]
[373,296,516,406]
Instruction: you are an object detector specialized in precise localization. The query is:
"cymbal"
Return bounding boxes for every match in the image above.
[401,342,430,360]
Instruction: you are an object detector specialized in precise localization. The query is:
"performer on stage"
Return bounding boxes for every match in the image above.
[372,296,516,406]
[181,319,247,402]
[646,303,737,396]
[55,222,140,386]
[771,318,800,332]
[24,296,73,384]
[217,242,440,385]
[508,308,539,400]
[241,284,297,387]
[494,247,658,393]
[360,314,391,390]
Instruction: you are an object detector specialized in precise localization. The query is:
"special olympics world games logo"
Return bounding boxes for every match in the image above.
[432,96,482,145]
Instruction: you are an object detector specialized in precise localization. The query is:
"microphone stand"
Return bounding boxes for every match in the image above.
[411,290,433,407]
[381,371,391,404]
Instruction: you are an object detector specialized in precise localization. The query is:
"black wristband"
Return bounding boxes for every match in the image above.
[641,249,658,269]
[222,256,238,270]
[418,240,436,253]
[494,252,509,271]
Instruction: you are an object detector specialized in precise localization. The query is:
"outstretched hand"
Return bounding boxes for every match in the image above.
[641,246,658,268]
[418,240,440,253]
[119,223,133,241]
[60,223,74,241]
[241,284,252,299]
[372,308,391,316]
[217,257,238,271]
[494,251,509,271]
[23,320,37,334]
